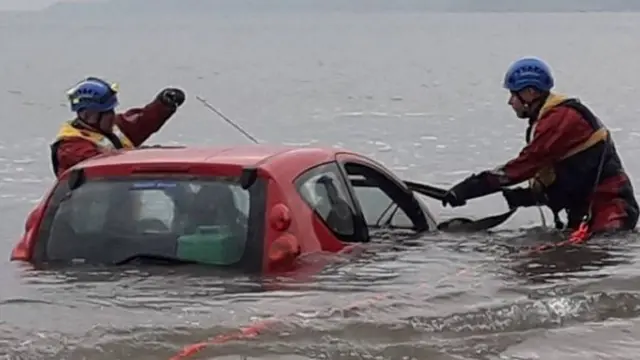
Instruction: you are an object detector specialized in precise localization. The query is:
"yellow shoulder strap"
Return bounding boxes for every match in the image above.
[55,121,136,150]
[113,125,135,149]
[561,128,608,160]
[55,121,103,144]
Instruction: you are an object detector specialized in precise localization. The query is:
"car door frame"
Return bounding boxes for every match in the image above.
[292,160,371,244]
[334,153,434,232]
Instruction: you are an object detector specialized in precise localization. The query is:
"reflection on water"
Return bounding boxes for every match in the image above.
[3,229,640,360]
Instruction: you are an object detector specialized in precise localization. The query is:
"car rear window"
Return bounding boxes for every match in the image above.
[35,175,264,267]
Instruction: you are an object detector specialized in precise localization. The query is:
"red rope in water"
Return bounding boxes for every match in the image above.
[169,225,592,359]
[168,264,479,360]
[526,221,591,254]
[169,319,276,360]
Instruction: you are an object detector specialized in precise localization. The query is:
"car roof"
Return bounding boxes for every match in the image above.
[72,145,355,180]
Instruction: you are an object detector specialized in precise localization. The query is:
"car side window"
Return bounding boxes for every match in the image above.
[349,180,413,228]
[341,160,431,232]
[294,162,358,239]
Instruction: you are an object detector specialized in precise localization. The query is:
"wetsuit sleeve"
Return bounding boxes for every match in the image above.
[492,106,595,186]
[55,138,105,177]
[115,98,177,147]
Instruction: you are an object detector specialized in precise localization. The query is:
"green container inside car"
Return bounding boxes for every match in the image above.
[176,225,242,265]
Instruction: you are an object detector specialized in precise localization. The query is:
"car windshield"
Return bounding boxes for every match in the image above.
[39,175,261,266]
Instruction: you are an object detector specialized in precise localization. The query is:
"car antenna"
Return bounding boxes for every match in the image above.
[195,96,260,144]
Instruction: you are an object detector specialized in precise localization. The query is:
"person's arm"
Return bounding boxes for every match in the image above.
[115,88,185,147]
[442,106,594,206]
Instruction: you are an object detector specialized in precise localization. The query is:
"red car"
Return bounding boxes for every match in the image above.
[11,145,499,273]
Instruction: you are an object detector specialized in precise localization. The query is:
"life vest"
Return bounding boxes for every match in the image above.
[50,120,135,176]
[523,93,623,230]
[527,93,609,193]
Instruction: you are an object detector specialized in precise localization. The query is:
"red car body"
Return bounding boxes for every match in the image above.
[11,145,438,273]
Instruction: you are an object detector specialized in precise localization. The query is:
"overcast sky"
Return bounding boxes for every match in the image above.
[0,0,54,10]
[3,0,639,12]
[0,0,98,11]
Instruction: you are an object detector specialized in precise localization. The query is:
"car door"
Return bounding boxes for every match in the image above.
[293,161,370,244]
[335,154,435,232]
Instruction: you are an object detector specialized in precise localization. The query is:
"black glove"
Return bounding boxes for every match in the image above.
[442,189,466,207]
[501,187,543,209]
[441,172,500,208]
[158,88,186,108]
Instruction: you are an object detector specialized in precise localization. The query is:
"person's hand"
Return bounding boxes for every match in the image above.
[501,187,539,209]
[440,172,495,208]
[158,88,186,108]
[442,189,466,207]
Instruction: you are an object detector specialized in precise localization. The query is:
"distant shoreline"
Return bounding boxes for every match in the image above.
[5,10,640,15]
[6,0,640,15]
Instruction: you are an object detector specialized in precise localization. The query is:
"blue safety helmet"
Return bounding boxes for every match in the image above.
[502,56,554,92]
[66,76,119,112]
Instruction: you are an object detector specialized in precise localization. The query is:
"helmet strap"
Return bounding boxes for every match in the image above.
[75,112,106,134]
[527,91,550,120]
[513,89,549,119]
[512,91,531,118]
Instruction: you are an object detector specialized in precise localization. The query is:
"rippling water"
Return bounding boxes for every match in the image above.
[2,6,640,360]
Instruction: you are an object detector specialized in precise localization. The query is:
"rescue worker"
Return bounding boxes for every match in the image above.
[50,76,186,177]
[441,56,639,235]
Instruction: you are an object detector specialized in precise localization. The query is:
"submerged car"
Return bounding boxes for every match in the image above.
[10,145,468,273]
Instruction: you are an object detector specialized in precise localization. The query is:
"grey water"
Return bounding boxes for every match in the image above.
[2,1,640,359]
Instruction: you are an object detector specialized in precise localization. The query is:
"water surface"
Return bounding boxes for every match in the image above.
[2,8,640,360]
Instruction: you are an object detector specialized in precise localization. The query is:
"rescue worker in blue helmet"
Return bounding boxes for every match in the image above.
[50,77,185,177]
[441,56,638,235]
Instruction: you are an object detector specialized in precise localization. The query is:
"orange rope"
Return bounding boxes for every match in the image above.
[169,265,476,359]
[526,221,591,254]
[170,223,592,359]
